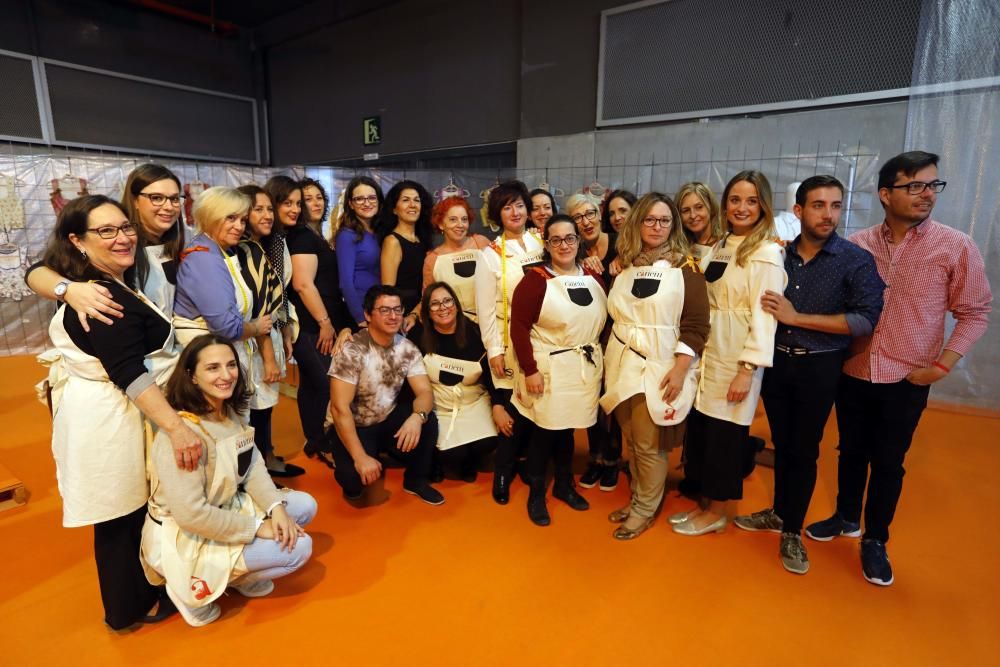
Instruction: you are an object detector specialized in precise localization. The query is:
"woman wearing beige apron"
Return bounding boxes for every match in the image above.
[142,335,316,626]
[172,187,273,381]
[473,180,545,504]
[39,196,203,629]
[510,214,608,526]
[422,196,490,323]
[674,182,725,499]
[418,282,505,482]
[673,171,787,536]
[600,193,710,540]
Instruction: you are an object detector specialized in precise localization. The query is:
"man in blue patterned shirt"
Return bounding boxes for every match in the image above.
[732,175,885,575]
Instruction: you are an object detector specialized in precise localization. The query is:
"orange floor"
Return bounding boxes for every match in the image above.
[1,353,998,666]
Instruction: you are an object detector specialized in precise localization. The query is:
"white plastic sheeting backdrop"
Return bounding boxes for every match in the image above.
[0,146,299,356]
[901,0,998,408]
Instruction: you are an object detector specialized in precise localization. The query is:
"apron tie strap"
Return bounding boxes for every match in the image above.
[444,385,464,444]
[551,344,596,382]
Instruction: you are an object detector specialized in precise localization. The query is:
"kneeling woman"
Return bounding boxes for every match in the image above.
[142,335,317,627]
[600,193,710,540]
[510,214,608,526]
[419,282,503,481]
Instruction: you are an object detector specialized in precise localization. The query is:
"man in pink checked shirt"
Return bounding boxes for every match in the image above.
[804,151,992,587]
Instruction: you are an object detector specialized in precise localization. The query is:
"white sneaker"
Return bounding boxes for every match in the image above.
[164,585,221,627]
[231,579,275,598]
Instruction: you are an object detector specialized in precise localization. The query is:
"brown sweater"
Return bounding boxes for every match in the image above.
[150,413,283,544]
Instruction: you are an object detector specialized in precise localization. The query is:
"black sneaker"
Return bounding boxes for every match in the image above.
[599,464,620,491]
[528,488,551,526]
[579,462,603,489]
[403,482,445,506]
[805,513,862,542]
[860,538,894,586]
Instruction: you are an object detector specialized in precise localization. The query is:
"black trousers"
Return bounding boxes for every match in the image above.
[437,437,498,473]
[835,374,930,543]
[586,409,622,464]
[525,425,575,490]
[492,389,534,474]
[327,400,437,497]
[93,505,159,630]
[292,328,332,452]
[762,350,844,534]
[684,408,749,501]
[249,406,274,459]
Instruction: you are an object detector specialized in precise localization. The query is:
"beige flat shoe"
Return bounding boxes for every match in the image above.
[608,507,631,524]
[613,517,654,541]
[672,514,727,536]
[668,508,702,525]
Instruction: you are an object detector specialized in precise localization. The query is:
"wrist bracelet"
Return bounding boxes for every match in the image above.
[932,361,951,373]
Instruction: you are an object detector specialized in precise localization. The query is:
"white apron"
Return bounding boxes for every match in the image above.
[47,284,178,527]
[432,250,482,322]
[424,353,498,449]
[143,244,176,318]
[173,251,267,409]
[512,271,607,430]
[485,232,544,390]
[695,236,784,425]
[141,415,262,608]
[600,263,699,426]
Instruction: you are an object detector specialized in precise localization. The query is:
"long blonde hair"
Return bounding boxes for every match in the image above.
[675,181,723,246]
[616,192,690,268]
[721,170,777,267]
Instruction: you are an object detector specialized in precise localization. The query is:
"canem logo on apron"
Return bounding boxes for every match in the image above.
[631,270,663,299]
[704,247,734,283]
[565,279,595,307]
[449,252,478,278]
[438,369,465,386]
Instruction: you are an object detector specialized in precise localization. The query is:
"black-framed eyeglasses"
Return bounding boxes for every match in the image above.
[547,234,579,248]
[428,297,455,312]
[137,192,182,207]
[87,222,138,239]
[641,216,672,228]
[571,209,599,223]
[373,305,405,316]
[351,195,379,205]
[886,180,947,195]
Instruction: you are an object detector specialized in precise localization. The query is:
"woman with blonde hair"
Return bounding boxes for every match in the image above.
[601,193,710,539]
[173,187,274,371]
[672,170,787,536]
[675,181,724,268]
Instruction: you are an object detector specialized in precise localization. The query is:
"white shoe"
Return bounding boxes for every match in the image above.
[231,579,275,598]
[164,585,221,627]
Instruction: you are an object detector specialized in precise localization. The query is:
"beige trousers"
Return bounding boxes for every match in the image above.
[615,394,684,528]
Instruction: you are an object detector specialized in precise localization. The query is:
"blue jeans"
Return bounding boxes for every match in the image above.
[234,490,317,586]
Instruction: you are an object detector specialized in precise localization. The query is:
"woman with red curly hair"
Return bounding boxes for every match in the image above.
[422,196,491,322]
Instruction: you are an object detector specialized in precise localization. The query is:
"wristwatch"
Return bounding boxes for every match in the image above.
[415,411,429,423]
[739,361,758,372]
[54,281,70,301]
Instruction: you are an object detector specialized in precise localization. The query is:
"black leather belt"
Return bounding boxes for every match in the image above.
[550,344,597,366]
[776,344,840,356]
[613,330,646,360]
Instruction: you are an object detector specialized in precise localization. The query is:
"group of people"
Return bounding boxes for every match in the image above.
[30,149,991,631]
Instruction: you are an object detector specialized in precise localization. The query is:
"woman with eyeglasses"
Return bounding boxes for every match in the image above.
[603,189,636,234]
[232,184,301,477]
[510,214,608,526]
[564,192,623,491]
[529,188,557,229]
[474,180,545,504]
[423,196,491,323]
[375,180,435,330]
[673,170,786,537]
[418,282,502,482]
[601,193,710,540]
[335,176,383,327]
[26,163,186,323]
[39,195,204,629]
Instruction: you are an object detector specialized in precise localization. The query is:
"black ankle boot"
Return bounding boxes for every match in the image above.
[527,482,551,526]
[492,470,512,505]
[553,483,590,511]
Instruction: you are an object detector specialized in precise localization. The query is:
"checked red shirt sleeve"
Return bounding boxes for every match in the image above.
[843,220,992,383]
